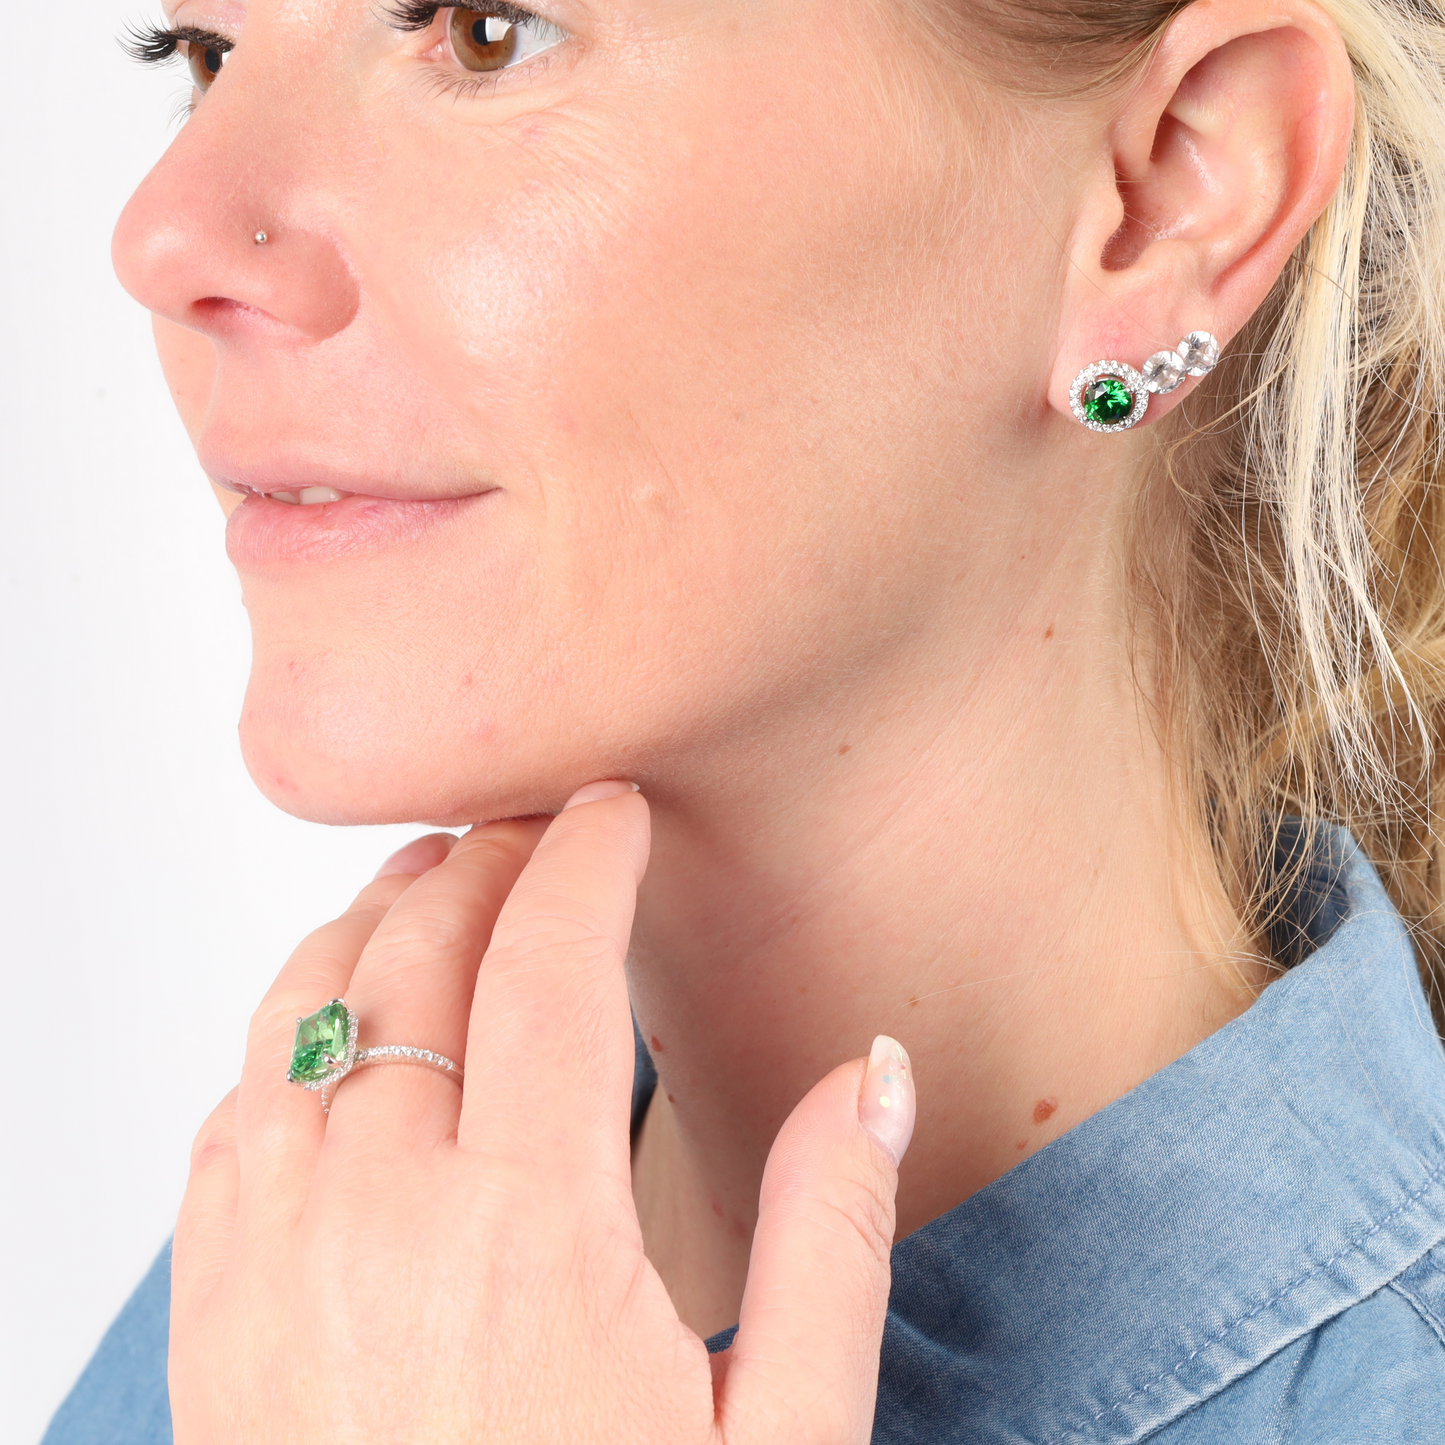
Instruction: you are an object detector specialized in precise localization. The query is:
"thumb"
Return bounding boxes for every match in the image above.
[718,1037,916,1445]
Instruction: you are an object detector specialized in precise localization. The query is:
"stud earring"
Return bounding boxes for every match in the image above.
[254,230,269,245]
[1069,330,1220,433]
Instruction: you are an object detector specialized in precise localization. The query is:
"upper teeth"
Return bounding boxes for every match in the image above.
[268,487,348,506]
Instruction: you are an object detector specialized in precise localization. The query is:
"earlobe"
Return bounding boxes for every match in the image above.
[1048,0,1355,428]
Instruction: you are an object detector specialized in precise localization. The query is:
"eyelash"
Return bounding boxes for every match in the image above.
[121,22,232,68]
[382,0,544,34]
[121,5,565,105]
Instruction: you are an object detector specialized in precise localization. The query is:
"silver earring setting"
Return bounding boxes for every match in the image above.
[1069,330,1220,433]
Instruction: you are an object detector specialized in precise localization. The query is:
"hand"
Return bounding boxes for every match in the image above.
[170,781,916,1444]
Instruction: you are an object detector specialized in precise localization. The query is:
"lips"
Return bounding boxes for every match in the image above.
[222,482,493,567]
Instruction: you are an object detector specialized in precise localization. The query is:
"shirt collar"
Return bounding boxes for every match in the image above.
[876,827,1445,1443]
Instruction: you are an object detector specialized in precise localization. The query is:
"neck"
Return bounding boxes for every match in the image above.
[626,486,1262,1340]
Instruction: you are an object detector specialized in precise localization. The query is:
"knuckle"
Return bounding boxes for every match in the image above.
[247,943,367,1038]
[339,889,400,926]
[454,828,535,873]
[364,908,473,968]
[490,902,621,959]
[246,994,310,1058]
[189,1097,238,1172]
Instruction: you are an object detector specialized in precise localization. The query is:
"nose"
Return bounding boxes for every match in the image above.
[113,80,360,346]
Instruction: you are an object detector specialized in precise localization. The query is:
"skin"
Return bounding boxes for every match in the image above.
[111,0,1356,1429]
[170,788,915,1443]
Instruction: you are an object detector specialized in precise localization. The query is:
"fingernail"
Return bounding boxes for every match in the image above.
[373,832,459,879]
[858,1035,915,1168]
[561,779,640,811]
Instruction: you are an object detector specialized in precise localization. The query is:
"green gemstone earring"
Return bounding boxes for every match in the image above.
[1069,331,1220,433]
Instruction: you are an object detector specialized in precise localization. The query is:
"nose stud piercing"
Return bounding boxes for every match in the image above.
[254,230,268,245]
[1070,331,1220,433]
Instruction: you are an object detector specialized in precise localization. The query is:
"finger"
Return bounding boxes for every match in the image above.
[373,831,459,879]
[172,1088,240,1322]
[234,871,419,1202]
[457,782,649,1179]
[324,816,550,1151]
[719,1037,915,1445]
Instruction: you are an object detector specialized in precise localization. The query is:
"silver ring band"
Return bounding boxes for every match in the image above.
[355,1044,464,1077]
[321,1046,464,1114]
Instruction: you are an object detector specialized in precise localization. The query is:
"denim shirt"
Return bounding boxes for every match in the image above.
[45,828,1445,1443]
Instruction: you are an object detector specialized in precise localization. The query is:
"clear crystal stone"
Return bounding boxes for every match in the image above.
[1142,350,1186,394]
[1177,331,1220,376]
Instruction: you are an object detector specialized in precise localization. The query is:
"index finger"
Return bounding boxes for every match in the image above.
[456,781,650,1180]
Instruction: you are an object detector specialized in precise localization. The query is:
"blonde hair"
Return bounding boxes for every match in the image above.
[982,0,1445,1021]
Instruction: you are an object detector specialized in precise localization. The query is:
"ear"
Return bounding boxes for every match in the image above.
[1047,0,1355,427]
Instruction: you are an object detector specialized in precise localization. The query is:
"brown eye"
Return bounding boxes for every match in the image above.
[186,39,228,91]
[449,8,519,71]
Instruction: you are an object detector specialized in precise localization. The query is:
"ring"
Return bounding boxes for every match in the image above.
[285,999,465,1114]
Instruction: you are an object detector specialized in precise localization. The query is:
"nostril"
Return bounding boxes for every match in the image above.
[192,295,270,328]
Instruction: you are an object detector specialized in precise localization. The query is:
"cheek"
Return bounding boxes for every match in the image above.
[231,21,1040,823]
[376,17,958,463]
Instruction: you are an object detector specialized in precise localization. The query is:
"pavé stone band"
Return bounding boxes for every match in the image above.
[286,998,464,1114]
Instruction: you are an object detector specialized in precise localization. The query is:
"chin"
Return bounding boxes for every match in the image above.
[235,673,608,829]
[240,730,488,827]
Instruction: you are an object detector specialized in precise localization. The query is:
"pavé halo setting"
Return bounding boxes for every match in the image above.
[1070,360,1149,433]
[286,998,465,1114]
[1069,330,1220,434]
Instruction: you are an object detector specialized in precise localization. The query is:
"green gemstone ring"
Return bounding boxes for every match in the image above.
[286,998,464,1113]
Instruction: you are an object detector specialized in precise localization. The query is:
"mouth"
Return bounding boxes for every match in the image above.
[227,483,353,507]
[216,476,497,567]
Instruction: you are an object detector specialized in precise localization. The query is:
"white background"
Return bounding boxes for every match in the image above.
[0,17,430,1440]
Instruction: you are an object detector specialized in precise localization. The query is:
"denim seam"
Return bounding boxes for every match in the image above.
[1041,1157,1445,1445]
[1386,1277,1445,1349]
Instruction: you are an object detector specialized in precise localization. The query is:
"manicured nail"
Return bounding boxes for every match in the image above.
[858,1035,915,1168]
[373,832,458,879]
[561,780,640,811]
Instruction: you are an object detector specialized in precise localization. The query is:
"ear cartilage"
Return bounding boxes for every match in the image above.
[1069,331,1220,432]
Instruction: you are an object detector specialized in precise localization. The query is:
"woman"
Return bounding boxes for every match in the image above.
[45,0,1445,1437]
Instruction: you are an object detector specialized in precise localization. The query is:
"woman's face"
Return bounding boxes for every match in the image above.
[115,0,1057,823]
